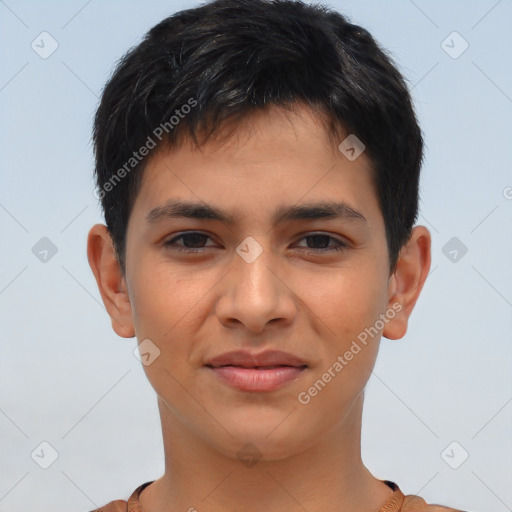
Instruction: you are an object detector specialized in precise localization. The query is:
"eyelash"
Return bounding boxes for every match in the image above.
[163,232,348,254]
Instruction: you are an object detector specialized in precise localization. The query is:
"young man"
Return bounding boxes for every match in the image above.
[87,0,463,510]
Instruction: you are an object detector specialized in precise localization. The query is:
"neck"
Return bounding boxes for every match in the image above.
[139,392,393,512]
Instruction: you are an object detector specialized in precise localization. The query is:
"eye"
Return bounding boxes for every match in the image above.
[294,233,348,253]
[163,231,348,255]
[163,232,217,253]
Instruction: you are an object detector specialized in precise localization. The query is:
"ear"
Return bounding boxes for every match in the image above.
[87,224,135,338]
[382,225,431,340]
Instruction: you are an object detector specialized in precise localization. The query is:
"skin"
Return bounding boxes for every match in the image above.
[88,104,431,512]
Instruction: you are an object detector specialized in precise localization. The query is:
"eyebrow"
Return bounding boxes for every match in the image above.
[146,199,367,226]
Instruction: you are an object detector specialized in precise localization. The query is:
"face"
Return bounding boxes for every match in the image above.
[113,105,402,460]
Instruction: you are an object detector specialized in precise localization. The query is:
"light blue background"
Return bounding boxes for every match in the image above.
[1,1,511,511]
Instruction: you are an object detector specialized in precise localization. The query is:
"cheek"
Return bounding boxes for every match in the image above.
[297,263,388,339]
[296,278,385,426]
[296,263,387,397]
[128,260,218,383]
[128,269,197,404]
[129,258,202,336]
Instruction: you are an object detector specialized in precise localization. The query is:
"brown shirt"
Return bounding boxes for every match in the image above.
[90,480,464,511]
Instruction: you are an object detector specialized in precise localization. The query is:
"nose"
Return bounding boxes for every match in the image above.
[215,237,297,334]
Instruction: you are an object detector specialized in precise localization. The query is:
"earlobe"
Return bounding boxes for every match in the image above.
[382,225,431,340]
[87,224,135,338]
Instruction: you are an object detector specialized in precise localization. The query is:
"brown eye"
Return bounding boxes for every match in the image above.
[296,233,348,253]
[164,232,216,253]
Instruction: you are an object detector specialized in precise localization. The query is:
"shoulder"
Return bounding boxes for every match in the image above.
[87,480,154,512]
[88,499,127,512]
[402,494,466,511]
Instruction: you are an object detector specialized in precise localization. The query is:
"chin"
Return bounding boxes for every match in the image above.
[203,409,313,462]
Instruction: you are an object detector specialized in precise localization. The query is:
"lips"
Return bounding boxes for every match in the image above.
[205,349,307,369]
[204,350,308,392]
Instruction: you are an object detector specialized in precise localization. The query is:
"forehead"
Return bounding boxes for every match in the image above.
[130,104,381,230]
